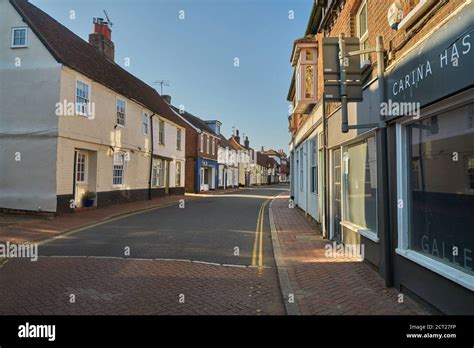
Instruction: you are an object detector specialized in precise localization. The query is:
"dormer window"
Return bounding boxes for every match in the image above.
[11,28,28,48]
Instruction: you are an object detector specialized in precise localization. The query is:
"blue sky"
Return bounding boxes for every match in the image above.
[32,0,312,152]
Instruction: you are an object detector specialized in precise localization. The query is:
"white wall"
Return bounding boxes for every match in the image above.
[0,0,61,212]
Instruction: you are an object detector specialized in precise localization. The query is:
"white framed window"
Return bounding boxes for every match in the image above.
[76,152,87,183]
[142,113,149,135]
[112,152,126,186]
[152,159,165,187]
[356,0,369,66]
[212,138,215,155]
[342,136,378,236]
[396,99,474,290]
[176,129,182,150]
[206,136,210,154]
[75,79,91,116]
[175,161,182,187]
[11,27,28,48]
[158,120,165,145]
[200,134,204,152]
[116,99,126,126]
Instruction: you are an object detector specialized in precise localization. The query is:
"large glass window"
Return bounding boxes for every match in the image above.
[407,103,474,275]
[311,138,318,193]
[343,136,377,232]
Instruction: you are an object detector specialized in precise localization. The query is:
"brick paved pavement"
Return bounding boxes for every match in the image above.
[271,193,429,315]
[0,257,285,315]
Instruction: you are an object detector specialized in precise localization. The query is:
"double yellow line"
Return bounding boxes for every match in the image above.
[251,199,270,269]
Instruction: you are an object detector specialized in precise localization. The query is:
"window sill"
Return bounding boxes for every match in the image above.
[112,185,124,189]
[340,221,379,243]
[11,45,27,49]
[397,0,434,31]
[115,124,126,128]
[395,248,474,291]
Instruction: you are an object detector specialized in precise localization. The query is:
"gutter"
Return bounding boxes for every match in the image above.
[148,113,156,200]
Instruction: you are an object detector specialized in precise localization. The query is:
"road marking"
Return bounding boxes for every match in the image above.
[38,255,269,269]
[259,199,270,270]
[251,203,264,267]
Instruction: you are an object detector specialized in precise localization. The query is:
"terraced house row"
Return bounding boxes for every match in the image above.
[0,0,288,214]
[288,0,473,314]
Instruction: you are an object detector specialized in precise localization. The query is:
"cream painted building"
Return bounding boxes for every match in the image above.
[0,0,187,213]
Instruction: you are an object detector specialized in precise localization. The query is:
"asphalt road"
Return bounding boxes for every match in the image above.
[40,185,289,267]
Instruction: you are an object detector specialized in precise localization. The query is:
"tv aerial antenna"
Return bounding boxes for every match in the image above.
[103,10,114,27]
[153,80,170,95]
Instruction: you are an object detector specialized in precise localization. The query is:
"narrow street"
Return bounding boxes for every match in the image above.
[0,186,288,315]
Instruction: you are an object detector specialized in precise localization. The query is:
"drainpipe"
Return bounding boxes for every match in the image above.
[148,113,156,200]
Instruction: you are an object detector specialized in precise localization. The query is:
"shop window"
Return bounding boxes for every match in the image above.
[343,136,377,233]
[406,103,474,276]
[468,156,474,190]
[299,149,304,192]
[311,138,318,193]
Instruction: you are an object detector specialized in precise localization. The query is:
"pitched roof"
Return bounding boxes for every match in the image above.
[217,134,234,149]
[10,0,187,128]
[261,149,287,158]
[228,136,246,151]
[257,152,278,167]
[168,105,216,135]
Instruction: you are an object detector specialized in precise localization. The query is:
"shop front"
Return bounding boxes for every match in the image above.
[196,158,218,192]
[386,3,474,314]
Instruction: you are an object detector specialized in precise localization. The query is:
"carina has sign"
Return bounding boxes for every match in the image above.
[387,5,474,108]
[391,33,471,97]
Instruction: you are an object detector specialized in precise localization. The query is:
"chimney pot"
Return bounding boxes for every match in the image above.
[89,17,114,61]
[162,95,172,104]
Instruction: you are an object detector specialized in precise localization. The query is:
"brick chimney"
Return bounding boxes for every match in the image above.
[235,130,240,144]
[244,136,249,148]
[89,18,115,62]
[162,95,172,104]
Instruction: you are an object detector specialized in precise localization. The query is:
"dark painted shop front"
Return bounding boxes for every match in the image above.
[386,4,474,314]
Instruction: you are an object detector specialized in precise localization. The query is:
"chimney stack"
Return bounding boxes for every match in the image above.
[235,130,240,144]
[162,95,172,104]
[261,146,264,151]
[89,18,115,62]
[244,136,249,149]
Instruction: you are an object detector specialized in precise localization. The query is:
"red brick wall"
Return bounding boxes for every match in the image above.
[198,133,218,161]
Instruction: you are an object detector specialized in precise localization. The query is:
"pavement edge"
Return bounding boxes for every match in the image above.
[268,193,301,315]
